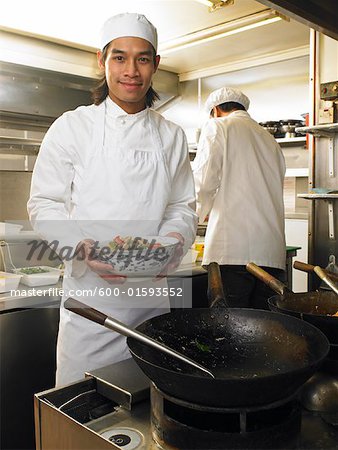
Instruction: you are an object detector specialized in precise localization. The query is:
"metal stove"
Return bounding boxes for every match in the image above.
[151,383,302,449]
[35,359,338,450]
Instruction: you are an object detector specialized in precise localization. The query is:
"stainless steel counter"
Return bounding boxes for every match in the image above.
[0,247,301,312]
[0,281,62,311]
[0,264,205,312]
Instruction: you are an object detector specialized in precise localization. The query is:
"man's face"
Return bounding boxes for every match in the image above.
[97,37,160,114]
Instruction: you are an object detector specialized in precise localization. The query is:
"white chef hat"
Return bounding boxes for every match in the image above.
[205,87,250,113]
[100,12,158,52]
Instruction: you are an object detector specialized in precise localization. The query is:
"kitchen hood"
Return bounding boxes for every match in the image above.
[0,29,179,118]
[0,31,179,164]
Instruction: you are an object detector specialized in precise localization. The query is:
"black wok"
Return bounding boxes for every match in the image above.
[268,293,338,344]
[127,263,329,407]
[294,260,338,284]
[246,262,338,344]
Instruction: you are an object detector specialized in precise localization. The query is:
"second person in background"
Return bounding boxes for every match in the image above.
[193,87,286,309]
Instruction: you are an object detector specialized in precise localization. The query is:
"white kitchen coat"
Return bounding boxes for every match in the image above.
[28,96,197,386]
[193,110,286,269]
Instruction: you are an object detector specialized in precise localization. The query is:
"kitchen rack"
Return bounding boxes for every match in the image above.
[298,193,338,199]
[296,123,338,178]
[297,192,338,240]
[276,136,306,145]
[296,123,338,241]
[296,123,338,136]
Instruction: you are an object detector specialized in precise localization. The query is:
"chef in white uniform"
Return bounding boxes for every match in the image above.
[193,87,285,309]
[28,13,197,386]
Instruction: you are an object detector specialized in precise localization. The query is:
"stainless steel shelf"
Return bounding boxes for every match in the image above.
[0,127,43,155]
[295,123,338,137]
[295,124,337,178]
[285,168,309,177]
[298,193,338,239]
[298,193,338,199]
[276,137,306,144]
[297,193,338,240]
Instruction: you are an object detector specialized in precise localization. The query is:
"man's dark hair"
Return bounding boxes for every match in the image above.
[91,43,160,107]
[210,101,246,117]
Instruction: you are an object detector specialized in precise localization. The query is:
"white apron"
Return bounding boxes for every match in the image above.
[56,101,170,386]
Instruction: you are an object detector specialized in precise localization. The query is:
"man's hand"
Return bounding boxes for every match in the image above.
[154,232,185,280]
[75,239,126,285]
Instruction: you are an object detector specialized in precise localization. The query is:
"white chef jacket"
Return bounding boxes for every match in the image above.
[27,96,197,385]
[193,110,286,269]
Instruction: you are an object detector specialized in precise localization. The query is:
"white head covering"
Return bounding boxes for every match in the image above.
[205,87,250,113]
[100,12,158,51]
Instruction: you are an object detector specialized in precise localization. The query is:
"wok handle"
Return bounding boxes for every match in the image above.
[246,262,290,296]
[314,266,338,295]
[64,298,139,339]
[293,261,315,273]
[294,261,338,283]
[64,298,215,379]
[207,262,228,308]
[64,298,107,325]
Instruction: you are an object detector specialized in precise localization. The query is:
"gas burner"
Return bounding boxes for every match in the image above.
[35,359,338,450]
[151,383,301,449]
[99,427,144,449]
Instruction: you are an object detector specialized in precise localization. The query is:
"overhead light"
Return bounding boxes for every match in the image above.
[195,0,234,12]
[194,0,214,6]
[159,10,283,55]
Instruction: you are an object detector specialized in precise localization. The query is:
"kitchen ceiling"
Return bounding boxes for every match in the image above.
[1,0,309,79]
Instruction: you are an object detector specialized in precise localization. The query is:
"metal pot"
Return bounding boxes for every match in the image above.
[246,262,338,344]
[259,121,280,136]
[279,120,304,138]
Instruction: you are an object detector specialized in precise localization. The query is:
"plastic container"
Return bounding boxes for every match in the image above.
[193,237,205,262]
[14,266,61,287]
[0,271,22,293]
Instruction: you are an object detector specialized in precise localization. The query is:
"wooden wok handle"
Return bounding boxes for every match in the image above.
[207,262,228,308]
[64,298,108,325]
[293,261,315,273]
[246,262,290,295]
[294,261,338,282]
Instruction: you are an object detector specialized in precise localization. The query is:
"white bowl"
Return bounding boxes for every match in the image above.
[14,266,61,287]
[97,236,179,278]
[0,271,22,293]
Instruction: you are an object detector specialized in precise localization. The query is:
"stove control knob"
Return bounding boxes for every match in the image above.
[100,427,143,449]
[109,434,131,446]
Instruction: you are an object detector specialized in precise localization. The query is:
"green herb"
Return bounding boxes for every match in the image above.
[19,267,49,275]
[195,338,211,353]
[108,236,162,251]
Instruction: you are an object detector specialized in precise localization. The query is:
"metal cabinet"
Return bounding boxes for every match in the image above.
[0,307,60,450]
